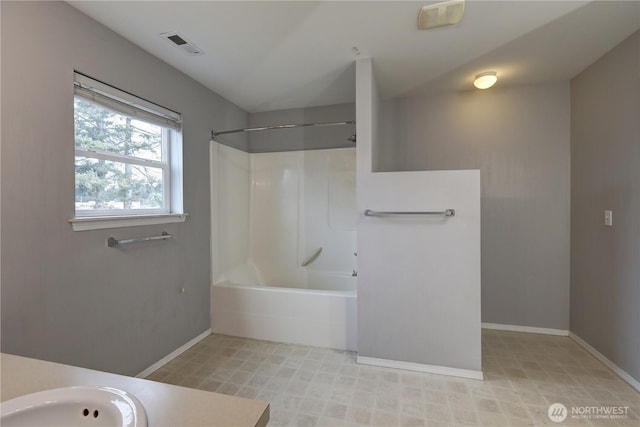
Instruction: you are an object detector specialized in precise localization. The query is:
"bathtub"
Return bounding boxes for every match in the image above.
[212,273,357,351]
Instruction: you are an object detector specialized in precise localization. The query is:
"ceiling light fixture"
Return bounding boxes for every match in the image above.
[474,71,497,89]
[418,0,465,30]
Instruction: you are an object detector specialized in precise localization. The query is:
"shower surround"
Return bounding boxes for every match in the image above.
[212,143,357,350]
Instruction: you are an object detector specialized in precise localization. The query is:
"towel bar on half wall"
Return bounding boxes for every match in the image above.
[364,209,455,217]
[107,231,172,247]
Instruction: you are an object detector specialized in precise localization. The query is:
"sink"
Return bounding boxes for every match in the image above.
[1,386,147,427]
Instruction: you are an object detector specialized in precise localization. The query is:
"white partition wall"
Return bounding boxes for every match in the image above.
[355,59,482,378]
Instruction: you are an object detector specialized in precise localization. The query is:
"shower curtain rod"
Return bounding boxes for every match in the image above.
[210,120,355,140]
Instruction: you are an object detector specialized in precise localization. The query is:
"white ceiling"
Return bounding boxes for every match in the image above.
[68,1,640,113]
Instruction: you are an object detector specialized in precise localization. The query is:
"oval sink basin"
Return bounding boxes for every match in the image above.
[1,386,147,427]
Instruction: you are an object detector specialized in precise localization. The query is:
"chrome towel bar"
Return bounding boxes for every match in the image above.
[107,231,171,247]
[364,209,455,217]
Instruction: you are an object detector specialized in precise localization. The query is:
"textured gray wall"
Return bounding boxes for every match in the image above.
[1,1,247,376]
[379,84,571,330]
[570,31,640,382]
[248,103,355,153]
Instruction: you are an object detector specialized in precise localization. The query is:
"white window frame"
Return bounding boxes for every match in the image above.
[69,72,186,231]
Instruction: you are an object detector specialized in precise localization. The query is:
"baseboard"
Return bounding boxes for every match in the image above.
[569,332,640,392]
[356,355,484,380]
[482,322,569,336]
[136,329,212,378]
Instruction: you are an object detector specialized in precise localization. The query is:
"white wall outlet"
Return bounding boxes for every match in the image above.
[604,210,613,227]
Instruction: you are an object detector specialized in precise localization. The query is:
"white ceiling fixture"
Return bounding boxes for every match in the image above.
[161,31,203,56]
[67,1,640,113]
[418,0,465,30]
[474,71,497,90]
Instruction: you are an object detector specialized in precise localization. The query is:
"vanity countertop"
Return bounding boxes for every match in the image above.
[1,353,269,427]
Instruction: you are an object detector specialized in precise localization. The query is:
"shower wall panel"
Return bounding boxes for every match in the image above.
[249,149,357,288]
[249,151,301,286]
[214,144,357,289]
[213,144,253,283]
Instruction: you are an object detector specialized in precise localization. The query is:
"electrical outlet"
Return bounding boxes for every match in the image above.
[604,210,613,227]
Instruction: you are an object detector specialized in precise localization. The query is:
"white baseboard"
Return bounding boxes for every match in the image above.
[569,332,640,392]
[356,355,484,380]
[482,322,569,336]
[136,329,212,378]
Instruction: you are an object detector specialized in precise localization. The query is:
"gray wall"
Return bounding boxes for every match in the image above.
[570,31,640,382]
[379,84,571,330]
[248,103,355,153]
[1,1,247,376]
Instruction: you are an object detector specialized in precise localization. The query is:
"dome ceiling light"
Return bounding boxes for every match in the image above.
[474,71,498,89]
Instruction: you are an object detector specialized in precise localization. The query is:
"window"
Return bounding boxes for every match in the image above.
[71,72,185,230]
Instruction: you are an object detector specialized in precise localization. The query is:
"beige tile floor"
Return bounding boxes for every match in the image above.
[147,330,639,426]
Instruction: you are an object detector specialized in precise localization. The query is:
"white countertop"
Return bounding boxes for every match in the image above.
[1,353,269,427]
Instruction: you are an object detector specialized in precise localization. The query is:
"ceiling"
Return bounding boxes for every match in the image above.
[68,1,640,113]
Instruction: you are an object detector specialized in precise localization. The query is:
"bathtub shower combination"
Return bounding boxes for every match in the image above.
[212,141,357,351]
[209,62,482,377]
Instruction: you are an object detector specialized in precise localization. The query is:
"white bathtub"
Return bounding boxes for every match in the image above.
[212,275,357,351]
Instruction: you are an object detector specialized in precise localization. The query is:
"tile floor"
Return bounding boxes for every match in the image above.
[146,330,639,426]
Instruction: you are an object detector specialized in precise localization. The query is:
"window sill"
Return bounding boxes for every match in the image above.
[68,213,188,231]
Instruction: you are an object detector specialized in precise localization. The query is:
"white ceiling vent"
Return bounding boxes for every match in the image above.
[161,31,203,55]
[418,0,465,30]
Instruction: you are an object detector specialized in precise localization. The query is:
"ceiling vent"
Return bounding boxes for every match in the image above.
[161,31,203,55]
[418,0,465,30]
